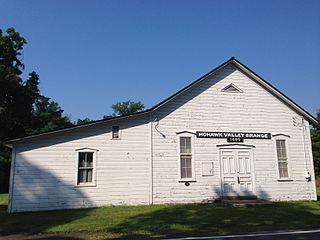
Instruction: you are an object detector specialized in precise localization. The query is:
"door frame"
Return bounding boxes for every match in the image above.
[218,145,256,197]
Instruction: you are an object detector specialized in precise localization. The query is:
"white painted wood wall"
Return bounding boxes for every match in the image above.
[151,64,316,203]
[9,115,150,212]
[9,62,317,212]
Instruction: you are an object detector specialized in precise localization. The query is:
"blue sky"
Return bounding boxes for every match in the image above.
[1,0,320,121]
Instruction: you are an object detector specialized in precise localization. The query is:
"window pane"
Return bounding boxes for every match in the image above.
[186,167,192,178]
[78,169,85,183]
[185,137,191,154]
[79,152,86,167]
[180,137,185,153]
[278,162,288,178]
[276,140,287,159]
[181,157,186,168]
[86,152,93,167]
[112,126,119,138]
[180,155,192,179]
[186,156,192,168]
[180,137,191,154]
[181,168,186,178]
[86,169,93,182]
[281,141,287,159]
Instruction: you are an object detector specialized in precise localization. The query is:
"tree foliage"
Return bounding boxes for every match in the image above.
[311,110,320,176]
[76,118,93,125]
[111,100,145,116]
[0,27,72,192]
[0,28,35,140]
[28,95,72,134]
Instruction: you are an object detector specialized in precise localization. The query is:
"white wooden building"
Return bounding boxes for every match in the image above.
[6,58,318,212]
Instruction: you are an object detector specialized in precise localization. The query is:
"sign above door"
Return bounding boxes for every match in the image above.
[196,131,271,140]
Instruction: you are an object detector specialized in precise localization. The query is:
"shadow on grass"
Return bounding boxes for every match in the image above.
[0,161,93,236]
[0,207,93,237]
[14,236,83,240]
[1,171,319,239]
[1,201,320,239]
[107,202,320,239]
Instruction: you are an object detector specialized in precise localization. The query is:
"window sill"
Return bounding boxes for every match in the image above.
[179,179,197,183]
[75,183,97,187]
[110,138,121,140]
[277,178,293,182]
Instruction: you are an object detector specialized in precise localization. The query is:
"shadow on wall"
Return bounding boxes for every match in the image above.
[10,160,92,212]
[212,184,271,201]
[0,160,96,236]
[9,113,150,212]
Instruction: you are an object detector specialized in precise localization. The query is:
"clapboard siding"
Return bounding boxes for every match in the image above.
[10,114,150,212]
[151,64,316,203]
[9,60,316,212]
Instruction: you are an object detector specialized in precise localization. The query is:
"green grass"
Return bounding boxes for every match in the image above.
[0,194,8,206]
[317,176,320,199]
[0,199,320,239]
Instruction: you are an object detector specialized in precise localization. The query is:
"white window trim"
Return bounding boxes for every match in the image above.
[75,148,98,187]
[111,125,121,140]
[273,136,292,181]
[177,133,196,182]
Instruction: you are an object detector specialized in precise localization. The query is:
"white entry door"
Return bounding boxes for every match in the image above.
[221,149,254,196]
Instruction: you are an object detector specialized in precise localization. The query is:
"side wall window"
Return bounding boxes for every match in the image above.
[76,149,97,186]
[179,136,193,179]
[112,126,120,139]
[78,152,94,184]
[276,139,289,178]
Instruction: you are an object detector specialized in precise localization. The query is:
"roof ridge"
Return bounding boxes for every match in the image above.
[6,57,317,144]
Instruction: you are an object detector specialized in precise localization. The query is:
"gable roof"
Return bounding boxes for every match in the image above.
[6,57,317,144]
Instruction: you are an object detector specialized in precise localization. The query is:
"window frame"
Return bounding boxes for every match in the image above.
[177,133,196,182]
[274,137,291,181]
[111,125,121,140]
[75,148,98,187]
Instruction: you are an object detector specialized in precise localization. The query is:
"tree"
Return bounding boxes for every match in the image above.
[0,28,38,141]
[27,95,72,135]
[0,28,38,193]
[76,118,93,125]
[311,110,320,176]
[111,100,145,116]
[0,27,72,192]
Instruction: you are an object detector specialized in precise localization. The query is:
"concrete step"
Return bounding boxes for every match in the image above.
[221,198,272,207]
[221,195,258,200]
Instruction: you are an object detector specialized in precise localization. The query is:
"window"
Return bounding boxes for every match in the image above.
[180,136,192,179]
[112,126,120,139]
[276,140,289,178]
[78,152,94,184]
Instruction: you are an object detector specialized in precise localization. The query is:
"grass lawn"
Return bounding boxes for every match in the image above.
[317,177,320,199]
[0,193,320,239]
[0,193,7,206]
